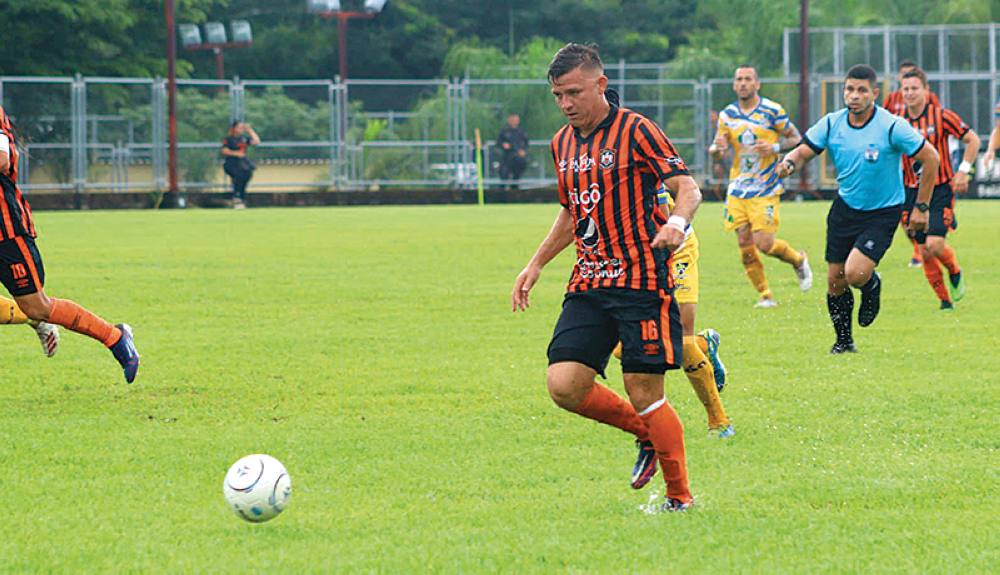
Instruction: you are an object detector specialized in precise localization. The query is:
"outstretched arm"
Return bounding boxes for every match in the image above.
[512,207,574,311]
[774,143,818,179]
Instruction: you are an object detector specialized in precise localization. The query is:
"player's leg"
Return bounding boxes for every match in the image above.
[617,290,691,509]
[845,203,900,329]
[919,235,951,309]
[0,295,59,357]
[934,190,964,302]
[754,196,812,291]
[679,302,732,437]
[825,199,860,353]
[727,196,774,307]
[4,236,138,382]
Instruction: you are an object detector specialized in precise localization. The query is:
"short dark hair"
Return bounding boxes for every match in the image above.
[548,43,603,82]
[736,64,758,79]
[899,59,917,70]
[901,67,928,87]
[846,64,878,88]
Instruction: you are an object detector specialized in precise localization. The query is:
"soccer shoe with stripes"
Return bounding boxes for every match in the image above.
[699,328,727,393]
[754,297,778,308]
[948,271,965,302]
[708,423,736,439]
[631,440,657,490]
[795,251,813,291]
[32,321,59,358]
[940,300,955,311]
[858,272,881,327]
[110,324,140,383]
[661,498,694,513]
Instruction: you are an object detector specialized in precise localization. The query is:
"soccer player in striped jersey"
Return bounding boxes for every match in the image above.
[512,43,701,512]
[884,60,943,268]
[0,104,139,382]
[898,68,978,310]
[711,65,812,309]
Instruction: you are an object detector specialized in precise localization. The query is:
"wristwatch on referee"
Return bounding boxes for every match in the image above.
[915,202,930,212]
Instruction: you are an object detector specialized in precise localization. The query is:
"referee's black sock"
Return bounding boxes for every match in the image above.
[827,290,854,344]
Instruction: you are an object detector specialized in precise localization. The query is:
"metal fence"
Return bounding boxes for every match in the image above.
[4,24,1000,196]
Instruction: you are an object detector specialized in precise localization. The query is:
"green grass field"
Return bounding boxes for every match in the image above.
[1,201,997,573]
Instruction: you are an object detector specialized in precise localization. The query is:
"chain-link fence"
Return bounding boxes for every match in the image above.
[4,24,1000,198]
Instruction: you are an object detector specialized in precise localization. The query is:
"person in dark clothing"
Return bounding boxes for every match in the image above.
[221,121,260,209]
[496,114,529,190]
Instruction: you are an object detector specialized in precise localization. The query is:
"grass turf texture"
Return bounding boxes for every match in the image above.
[1,201,997,573]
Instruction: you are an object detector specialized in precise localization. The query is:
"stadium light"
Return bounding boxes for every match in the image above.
[204,22,228,45]
[312,0,387,79]
[180,20,254,81]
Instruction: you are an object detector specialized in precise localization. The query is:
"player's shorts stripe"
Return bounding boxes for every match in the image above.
[13,235,42,289]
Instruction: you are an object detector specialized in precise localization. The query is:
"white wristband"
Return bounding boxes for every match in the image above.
[772,143,781,154]
[666,215,687,231]
[958,160,972,174]
[708,144,719,154]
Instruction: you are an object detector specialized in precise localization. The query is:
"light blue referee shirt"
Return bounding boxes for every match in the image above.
[803,106,925,211]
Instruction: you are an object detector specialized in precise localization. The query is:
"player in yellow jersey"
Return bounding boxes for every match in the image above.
[616,186,734,439]
[1,295,59,356]
[711,65,813,308]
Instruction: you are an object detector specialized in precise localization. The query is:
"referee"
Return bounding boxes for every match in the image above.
[776,64,939,354]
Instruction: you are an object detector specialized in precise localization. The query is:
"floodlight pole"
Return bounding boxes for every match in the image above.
[322,11,374,80]
[166,0,179,195]
[183,42,252,80]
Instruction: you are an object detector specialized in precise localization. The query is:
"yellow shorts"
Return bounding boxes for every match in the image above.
[671,230,699,305]
[724,194,781,234]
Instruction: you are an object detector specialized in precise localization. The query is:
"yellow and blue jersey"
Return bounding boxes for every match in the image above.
[717,97,790,199]
[656,186,694,252]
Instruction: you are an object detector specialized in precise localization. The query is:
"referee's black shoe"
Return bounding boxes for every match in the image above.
[858,271,882,327]
[829,341,858,354]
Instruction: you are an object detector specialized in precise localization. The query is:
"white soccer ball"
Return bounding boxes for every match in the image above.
[223,454,292,523]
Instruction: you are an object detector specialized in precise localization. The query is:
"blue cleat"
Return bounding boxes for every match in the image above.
[631,440,657,490]
[110,324,140,383]
[708,424,736,439]
[699,328,727,393]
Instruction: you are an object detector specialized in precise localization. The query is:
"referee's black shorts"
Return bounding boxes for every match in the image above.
[547,287,682,377]
[825,196,902,264]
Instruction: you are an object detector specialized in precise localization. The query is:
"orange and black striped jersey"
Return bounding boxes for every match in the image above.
[901,104,969,188]
[883,89,940,117]
[0,105,35,241]
[551,105,689,293]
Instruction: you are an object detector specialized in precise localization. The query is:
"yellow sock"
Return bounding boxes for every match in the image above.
[682,336,729,428]
[0,296,31,325]
[740,245,772,299]
[767,239,804,267]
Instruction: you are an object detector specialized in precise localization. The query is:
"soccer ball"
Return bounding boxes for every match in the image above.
[223,454,292,523]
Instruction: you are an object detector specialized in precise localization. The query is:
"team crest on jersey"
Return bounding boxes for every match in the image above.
[599,149,616,170]
[864,147,879,163]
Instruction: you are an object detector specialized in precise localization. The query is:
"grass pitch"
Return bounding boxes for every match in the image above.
[1,201,997,573]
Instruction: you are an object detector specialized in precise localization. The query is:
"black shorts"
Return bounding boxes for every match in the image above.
[901,184,956,243]
[547,287,682,377]
[0,236,45,297]
[825,196,902,264]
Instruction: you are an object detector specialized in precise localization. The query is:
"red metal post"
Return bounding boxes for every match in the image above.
[166,0,179,194]
[799,0,812,195]
[214,48,225,81]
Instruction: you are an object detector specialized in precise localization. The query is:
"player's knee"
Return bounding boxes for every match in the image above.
[546,373,588,411]
[754,235,774,253]
[845,268,870,287]
[19,299,51,322]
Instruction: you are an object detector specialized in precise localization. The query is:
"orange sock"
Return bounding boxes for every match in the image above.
[638,399,691,504]
[47,298,121,347]
[938,245,960,276]
[910,237,922,263]
[573,383,650,442]
[921,258,950,303]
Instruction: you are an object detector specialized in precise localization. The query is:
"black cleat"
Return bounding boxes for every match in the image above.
[830,342,858,354]
[940,300,955,311]
[858,272,881,327]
